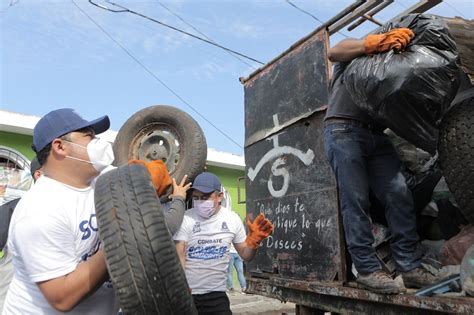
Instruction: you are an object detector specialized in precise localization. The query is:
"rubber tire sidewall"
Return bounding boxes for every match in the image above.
[113,105,207,183]
[95,164,197,314]
[438,92,474,223]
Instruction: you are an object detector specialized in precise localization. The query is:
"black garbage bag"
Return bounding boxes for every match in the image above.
[344,14,460,154]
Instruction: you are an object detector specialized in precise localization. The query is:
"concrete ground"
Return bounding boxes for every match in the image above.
[228,288,296,315]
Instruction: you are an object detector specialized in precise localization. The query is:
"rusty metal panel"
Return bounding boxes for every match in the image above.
[247,277,474,314]
[243,29,344,282]
[244,30,330,147]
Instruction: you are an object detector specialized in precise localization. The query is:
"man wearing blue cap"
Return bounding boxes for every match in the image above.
[3,109,118,314]
[174,171,274,315]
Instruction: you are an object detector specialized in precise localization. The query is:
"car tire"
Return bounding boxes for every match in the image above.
[113,105,207,184]
[95,164,197,314]
[438,91,474,223]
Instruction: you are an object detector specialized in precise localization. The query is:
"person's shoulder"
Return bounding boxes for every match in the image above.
[222,207,243,221]
[31,176,67,195]
[0,197,20,211]
[12,181,65,224]
[183,208,199,222]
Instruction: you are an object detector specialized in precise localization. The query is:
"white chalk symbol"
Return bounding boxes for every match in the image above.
[247,114,315,198]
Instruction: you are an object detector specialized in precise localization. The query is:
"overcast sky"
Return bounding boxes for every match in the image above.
[1,0,473,155]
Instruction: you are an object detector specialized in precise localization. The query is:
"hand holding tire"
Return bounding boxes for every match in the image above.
[169,175,191,200]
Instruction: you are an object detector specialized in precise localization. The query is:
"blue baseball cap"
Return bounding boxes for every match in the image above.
[191,172,222,193]
[32,108,110,153]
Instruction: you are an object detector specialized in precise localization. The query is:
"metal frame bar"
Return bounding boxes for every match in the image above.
[236,176,246,204]
[241,1,366,83]
[386,0,443,25]
[247,277,474,314]
[328,0,384,34]
[347,0,394,31]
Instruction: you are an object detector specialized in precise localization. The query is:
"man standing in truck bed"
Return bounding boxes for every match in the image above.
[323,28,437,293]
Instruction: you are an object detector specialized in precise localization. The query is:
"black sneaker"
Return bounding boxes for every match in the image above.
[357,270,405,294]
[402,267,438,288]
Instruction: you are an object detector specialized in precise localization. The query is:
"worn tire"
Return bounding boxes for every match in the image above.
[113,105,207,183]
[438,92,474,223]
[95,164,197,315]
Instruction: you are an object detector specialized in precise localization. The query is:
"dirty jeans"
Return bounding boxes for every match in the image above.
[227,253,246,290]
[323,123,421,273]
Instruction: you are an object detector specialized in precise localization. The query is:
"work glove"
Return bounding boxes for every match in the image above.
[364,28,415,55]
[245,213,274,249]
[128,159,172,197]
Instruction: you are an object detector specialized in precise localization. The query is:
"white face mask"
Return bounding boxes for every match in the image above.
[65,138,114,172]
[193,200,216,218]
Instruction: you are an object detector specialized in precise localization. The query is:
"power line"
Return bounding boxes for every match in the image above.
[285,0,349,38]
[71,0,243,150]
[155,0,257,70]
[88,0,264,65]
[443,0,467,19]
[286,0,325,24]
[0,0,20,13]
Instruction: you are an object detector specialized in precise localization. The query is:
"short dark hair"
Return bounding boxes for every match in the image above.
[36,143,51,166]
[34,133,74,165]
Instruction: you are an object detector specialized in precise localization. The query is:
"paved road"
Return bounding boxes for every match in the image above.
[228,288,296,315]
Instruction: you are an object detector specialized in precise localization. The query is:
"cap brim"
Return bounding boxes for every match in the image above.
[191,185,216,193]
[78,115,110,135]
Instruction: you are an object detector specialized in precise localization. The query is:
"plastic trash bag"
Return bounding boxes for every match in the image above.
[344,14,460,154]
[441,224,474,265]
[461,245,474,296]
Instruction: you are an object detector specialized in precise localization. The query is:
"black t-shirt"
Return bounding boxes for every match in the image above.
[0,198,20,250]
[324,62,378,124]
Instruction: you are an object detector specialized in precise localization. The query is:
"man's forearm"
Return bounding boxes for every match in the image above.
[328,39,365,62]
[238,245,257,261]
[38,250,108,312]
[175,241,187,270]
[164,197,186,235]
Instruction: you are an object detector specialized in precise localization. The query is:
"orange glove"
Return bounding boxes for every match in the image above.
[128,160,172,197]
[245,213,274,249]
[364,28,415,55]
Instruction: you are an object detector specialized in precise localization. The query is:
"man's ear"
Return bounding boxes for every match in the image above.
[51,139,67,157]
[33,170,43,182]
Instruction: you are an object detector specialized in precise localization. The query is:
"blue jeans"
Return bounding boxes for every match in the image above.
[324,123,421,273]
[227,253,246,289]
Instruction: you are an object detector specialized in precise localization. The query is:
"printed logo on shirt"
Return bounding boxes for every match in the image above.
[187,245,228,260]
[221,222,229,231]
[192,222,201,233]
[79,213,98,240]
[81,240,100,261]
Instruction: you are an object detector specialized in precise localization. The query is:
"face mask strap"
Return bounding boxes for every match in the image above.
[65,155,93,165]
[62,139,87,150]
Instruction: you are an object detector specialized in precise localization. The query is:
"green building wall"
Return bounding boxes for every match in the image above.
[0,131,36,160]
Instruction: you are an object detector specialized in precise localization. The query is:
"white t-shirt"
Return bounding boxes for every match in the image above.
[2,175,118,315]
[173,207,246,295]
